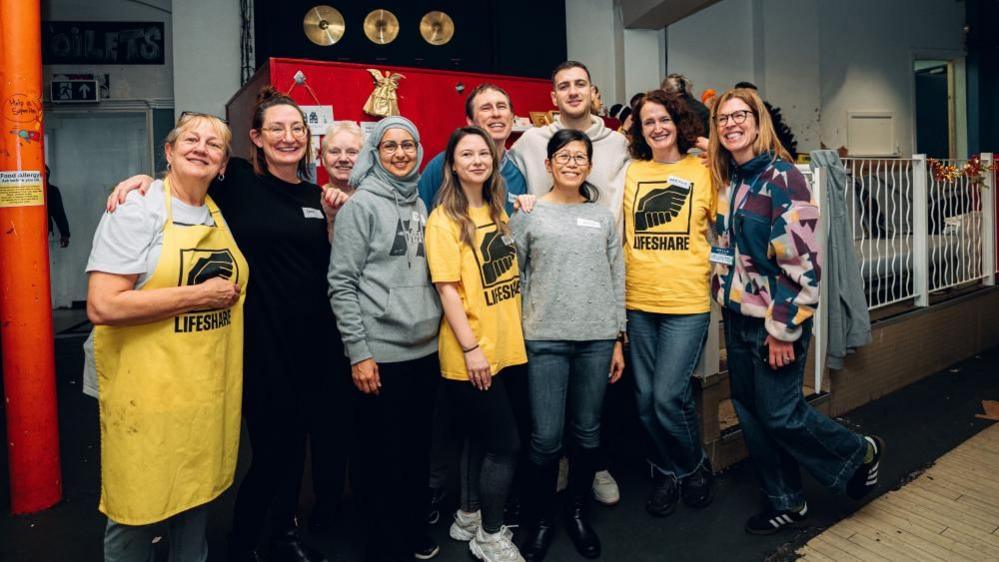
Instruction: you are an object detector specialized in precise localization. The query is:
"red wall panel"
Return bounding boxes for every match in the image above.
[228,58,556,183]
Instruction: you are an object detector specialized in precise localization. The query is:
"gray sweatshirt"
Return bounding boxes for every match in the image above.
[509,199,626,341]
[328,178,442,364]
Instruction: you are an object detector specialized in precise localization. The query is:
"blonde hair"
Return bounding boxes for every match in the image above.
[320,121,363,154]
[708,88,791,188]
[165,113,232,159]
[437,127,508,247]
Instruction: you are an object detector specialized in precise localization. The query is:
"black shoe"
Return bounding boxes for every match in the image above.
[744,503,808,535]
[268,529,329,562]
[564,494,601,559]
[412,535,440,560]
[680,461,714,509]
[426,487,446,525]
[646,470,679,517]
[847,435,884,500]
[520,517,555,562]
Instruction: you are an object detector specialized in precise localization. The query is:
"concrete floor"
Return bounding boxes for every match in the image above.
[2,325,998,561]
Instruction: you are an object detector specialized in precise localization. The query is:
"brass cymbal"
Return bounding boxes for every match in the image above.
[419,11,454,46]
[363,9,400,45]
[303,5,345,46]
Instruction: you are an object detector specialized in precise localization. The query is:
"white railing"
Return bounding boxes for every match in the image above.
[841,158,918,310]
[839,154,995,309]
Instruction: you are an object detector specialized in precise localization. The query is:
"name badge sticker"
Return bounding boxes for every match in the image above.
[667,176,692,190]
[302,207,324,219]
[576,217,601,229]
[709,246,735,266]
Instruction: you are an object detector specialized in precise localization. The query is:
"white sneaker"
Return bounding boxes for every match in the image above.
[469,526,524,562]
[592,469,621,505]
[449,509,481,541]
[556,457,569,492]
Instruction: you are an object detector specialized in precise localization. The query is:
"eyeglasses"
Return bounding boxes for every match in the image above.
[379,141,418,154]
[178,111,228,125]
[261,124,308,138]
[553,152,589,166]
[715,110,754,126]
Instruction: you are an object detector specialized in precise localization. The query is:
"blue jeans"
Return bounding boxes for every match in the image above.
[525,339,616,466]
[723,310,866,511]
[627,310,710,480]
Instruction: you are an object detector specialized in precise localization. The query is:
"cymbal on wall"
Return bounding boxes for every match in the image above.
[363,9,400,45]
[303,5,345,46]
[419,11,454,46]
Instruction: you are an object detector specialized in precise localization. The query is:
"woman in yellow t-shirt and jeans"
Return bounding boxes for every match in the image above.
[623,89,716,517]
[425,126,527,562]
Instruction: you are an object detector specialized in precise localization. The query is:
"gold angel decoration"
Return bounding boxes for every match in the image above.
[363,69,405,117]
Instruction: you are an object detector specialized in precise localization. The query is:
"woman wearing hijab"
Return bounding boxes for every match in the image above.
[328,116,444,561]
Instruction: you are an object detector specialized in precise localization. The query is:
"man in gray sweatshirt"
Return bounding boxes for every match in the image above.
[512,61,630,229]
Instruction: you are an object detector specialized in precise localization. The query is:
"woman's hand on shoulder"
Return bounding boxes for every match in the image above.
[513,194,537,214]
[322,186,351,212]
[107,175,155,212]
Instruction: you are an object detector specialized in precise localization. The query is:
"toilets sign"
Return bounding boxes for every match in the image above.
[50,80,99,104]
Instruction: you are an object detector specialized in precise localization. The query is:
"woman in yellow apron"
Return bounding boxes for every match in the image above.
[85,113,248,562]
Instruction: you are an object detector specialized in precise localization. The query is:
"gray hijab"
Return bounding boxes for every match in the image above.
[349,116,424,202]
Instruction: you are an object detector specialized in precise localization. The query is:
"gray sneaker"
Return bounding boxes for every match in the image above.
[449,510,481,541]
[469,526,524,562]
[592,470,620,505]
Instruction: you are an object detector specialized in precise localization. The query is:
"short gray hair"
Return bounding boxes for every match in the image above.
[320,121,363,153]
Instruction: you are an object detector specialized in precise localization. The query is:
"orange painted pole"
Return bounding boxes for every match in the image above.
[0,0,63,513]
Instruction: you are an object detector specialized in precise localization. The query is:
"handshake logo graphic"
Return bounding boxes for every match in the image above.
[634,183,692,232]
[479,231,515,286]
[185,250,236,285]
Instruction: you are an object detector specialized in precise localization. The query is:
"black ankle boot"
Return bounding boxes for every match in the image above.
[520,461,559,561]
[564,492,601,559]
[268,528,328,562]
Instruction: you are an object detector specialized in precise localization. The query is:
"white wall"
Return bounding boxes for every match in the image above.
[565,0,666,106]
[41,0,173,102]
[172,0,243,118]
[667,0,965,156]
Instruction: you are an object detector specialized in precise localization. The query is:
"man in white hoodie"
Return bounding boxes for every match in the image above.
[511,61,630,226]
[512,61,629,509]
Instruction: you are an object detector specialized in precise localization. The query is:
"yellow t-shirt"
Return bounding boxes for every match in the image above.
[426,205,527,381]
[623,156,714,314]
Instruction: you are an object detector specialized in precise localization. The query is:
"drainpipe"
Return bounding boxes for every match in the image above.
[0,0,63,514]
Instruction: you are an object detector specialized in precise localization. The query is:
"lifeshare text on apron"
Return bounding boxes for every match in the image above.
[94,178,249,525]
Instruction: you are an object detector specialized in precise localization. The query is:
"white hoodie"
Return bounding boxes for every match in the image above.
[511,115,630,227]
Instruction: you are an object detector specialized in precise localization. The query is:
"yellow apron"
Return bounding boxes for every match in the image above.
[94,179,248,525]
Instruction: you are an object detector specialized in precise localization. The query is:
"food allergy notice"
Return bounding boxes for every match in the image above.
[0,170,44,207]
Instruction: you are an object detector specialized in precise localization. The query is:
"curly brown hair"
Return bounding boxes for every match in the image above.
[628,89,704,160]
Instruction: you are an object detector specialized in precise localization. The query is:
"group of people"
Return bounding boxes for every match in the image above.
[86,59,885,562]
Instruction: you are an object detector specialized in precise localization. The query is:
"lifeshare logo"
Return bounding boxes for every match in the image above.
[174,249,238,333]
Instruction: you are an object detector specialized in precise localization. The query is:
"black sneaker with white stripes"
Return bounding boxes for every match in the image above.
[744,503,808,535]
[846,435,884,500]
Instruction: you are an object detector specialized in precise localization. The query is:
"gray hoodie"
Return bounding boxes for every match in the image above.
[328,117,441,364]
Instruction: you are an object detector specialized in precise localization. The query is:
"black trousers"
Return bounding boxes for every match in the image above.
[230,342,352,550]
[354,353,439,561]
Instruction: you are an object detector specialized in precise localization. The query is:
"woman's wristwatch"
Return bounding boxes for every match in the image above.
[616,331,627,343]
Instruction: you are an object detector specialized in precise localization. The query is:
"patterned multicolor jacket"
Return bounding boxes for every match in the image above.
[711,152,821,342]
